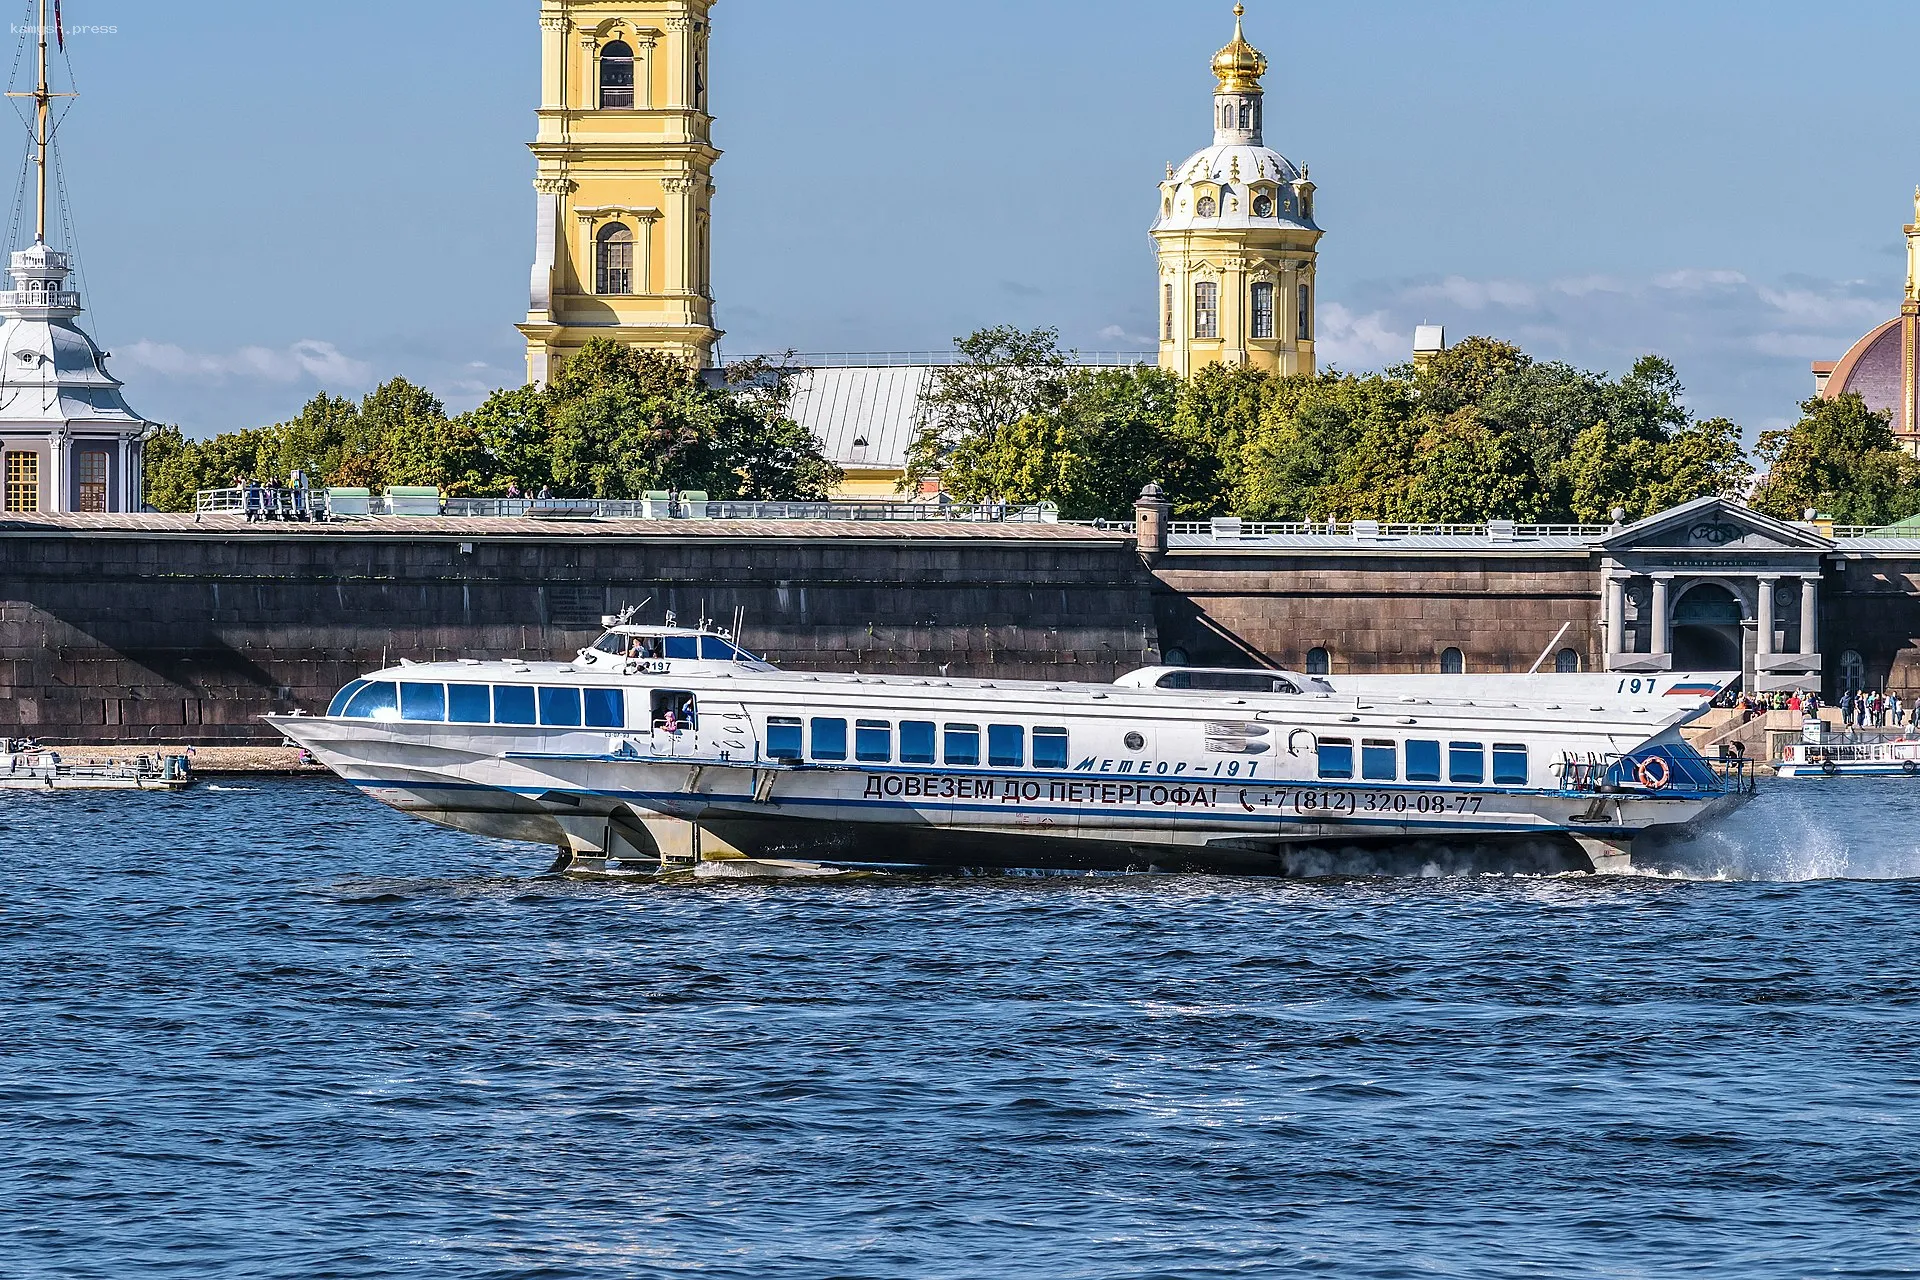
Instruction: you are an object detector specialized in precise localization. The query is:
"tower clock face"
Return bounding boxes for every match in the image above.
[1253,194,1273,218]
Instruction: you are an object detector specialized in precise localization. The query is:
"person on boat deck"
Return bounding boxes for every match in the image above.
[625,637,661,660]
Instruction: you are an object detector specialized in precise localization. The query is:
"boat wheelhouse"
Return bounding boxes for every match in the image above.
[269,620,1754,876]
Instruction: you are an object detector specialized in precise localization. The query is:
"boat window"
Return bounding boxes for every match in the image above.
[664,636,700,660]
[1448,741,1484,784]
[583,687,624,729]
[328,680,369,717]
[494,685,537,725]
[539,687,583,727]
[400,682,447,723]
[699,636,739,661]
[1362,739,1397,782]
[989,724,1025,768]
[944,723,980,766]
[651,691,697,731]
[1033,726,1069,770]
[856,719,892,763]
[900,720,936,764]
[593,634,626,655]
[1406,739,1441,783]
[1317,736,1353,779]
[767,717,802,760]
[811,717,847,761]
[1154,670,1301,694]
[1492,744,1529,786]
[448,683,491,724]
[342,681,400,721]
[621,635,662,660]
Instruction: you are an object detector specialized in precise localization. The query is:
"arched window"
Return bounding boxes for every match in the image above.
[1555,648,1580,673]
[1238,102,1252,129]
[595,222,634,295]
[1297,282,1312,339]
[1841,649,1866,695]
[1250,283,1275,339]
[599,40,635,109]
[1193,281,1218,339]
[1195,194,1217,218]
[1440,647,1465,674]
[1163,283,1174,341]
[1306,647,1330,675]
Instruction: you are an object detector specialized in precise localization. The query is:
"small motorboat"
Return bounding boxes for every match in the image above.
[1775,720,1920,777]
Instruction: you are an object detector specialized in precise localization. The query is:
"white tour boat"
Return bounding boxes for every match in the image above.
[1776,719,1920,777]
[267,618,1753,876]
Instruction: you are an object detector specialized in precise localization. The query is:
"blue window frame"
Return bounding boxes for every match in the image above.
[538,687,583,727]
[767,717,802,761]
[945,723,980,766]
[583,687,624,729]
[1317,737,1353,780]
[1406,739,1442,783]
[811,717,847,761]
[1449,742,1484,784]
[856,719,892,763]
[664,636,699,660]
[493,685,537,725]
[400,682,446,723]
[989,724,1024,768]
[447,683,491,724]
[342,681,399,721]
[328,680,368,717]
[1033,726,1069,770]
[900,720,936,764]
[1492,744,1529,786]
[699,636,738,661]
[1362,739,1396,782]
[764,721,802,759]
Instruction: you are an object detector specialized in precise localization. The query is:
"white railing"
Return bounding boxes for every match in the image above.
[1169,519,1612,540]
[0,288,79,309]
[1832,526,1920,540]
[196,489,1070,525]
[720,350,1158,369]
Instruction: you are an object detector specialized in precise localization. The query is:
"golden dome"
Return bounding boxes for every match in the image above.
[1212,4,1267,94]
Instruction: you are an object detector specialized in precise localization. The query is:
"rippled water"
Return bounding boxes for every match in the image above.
[6,778,1920,1278]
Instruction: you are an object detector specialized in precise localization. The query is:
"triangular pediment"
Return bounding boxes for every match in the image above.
[1600,496,1832,554]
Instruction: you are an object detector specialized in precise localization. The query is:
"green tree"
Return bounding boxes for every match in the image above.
[904,325,1070,496]
[1750,393,1920,526]
[459,385,552,496]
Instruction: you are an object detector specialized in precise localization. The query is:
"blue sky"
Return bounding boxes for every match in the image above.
[20,0,1920,438]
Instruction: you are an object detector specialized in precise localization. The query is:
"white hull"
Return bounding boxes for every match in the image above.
[266,626,1752,876]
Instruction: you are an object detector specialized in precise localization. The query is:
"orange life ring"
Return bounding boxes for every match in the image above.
[1635,756,1671,790]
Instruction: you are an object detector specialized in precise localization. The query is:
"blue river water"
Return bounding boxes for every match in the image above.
[5,776,1920,1279]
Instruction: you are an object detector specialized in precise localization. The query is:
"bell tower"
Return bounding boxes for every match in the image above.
[519,0,722,385]
[1152,5,1322,378]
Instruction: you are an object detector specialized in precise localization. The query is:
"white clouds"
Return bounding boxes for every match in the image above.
[1316,303,1407,369]
[1401,275,1539,311]
[119,338,374,388]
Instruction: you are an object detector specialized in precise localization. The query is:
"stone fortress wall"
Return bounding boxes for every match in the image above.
[9,499,1920,745]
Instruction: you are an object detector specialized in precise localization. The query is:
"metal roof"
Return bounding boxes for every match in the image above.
[787,366,934,470]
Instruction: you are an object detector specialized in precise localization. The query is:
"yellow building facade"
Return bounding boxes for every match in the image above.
[1154,6,1322,378]
[519,0,721,384]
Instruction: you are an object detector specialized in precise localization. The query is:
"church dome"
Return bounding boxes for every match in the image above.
[1212,5,1267,94]
[1154,142,1315,233]
[1817,189,1920,448]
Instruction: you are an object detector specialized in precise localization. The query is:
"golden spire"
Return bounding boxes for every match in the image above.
[1212,4,1267,94]
[1907,184,1920,305]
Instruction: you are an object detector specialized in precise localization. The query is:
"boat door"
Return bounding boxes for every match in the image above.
[644,688,754,760]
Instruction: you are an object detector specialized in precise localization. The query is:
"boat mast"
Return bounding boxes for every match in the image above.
[6,0,71,246]
[33,0,47,243]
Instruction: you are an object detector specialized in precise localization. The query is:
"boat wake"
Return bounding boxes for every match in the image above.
[1633,782,1920,882]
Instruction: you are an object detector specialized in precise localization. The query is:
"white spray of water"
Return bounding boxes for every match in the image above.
[1635,780,1920,882]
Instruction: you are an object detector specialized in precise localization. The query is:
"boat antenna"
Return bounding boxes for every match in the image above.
[1527,621,1574,674]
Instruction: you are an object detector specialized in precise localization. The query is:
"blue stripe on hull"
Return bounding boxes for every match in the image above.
[348,775,1656,840]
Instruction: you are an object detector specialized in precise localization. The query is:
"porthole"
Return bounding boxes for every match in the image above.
[1253,194,1273,217]
[1124,732,1146,751]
